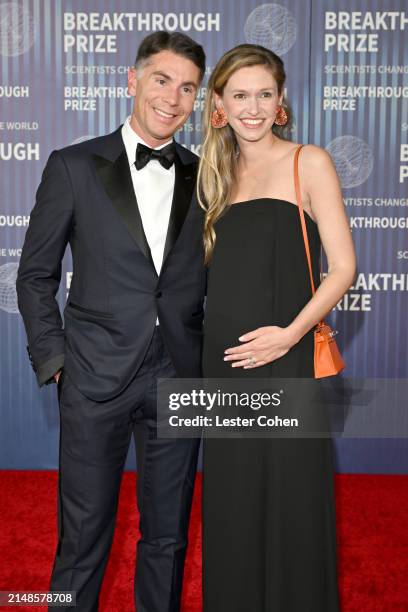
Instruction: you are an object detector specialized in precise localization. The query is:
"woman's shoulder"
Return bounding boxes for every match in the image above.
[297,143,334,170]
[294,144,339,194]
[277,141,331,164]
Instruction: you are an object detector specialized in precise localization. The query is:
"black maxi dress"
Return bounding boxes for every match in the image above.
[202,197,339,612]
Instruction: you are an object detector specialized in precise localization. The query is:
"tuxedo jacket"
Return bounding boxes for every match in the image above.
[16,126,206,401]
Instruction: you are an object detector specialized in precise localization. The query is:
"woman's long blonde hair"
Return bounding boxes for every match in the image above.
[197,44,291,264]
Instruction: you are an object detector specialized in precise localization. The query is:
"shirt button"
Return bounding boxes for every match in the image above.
[155,291,162,298]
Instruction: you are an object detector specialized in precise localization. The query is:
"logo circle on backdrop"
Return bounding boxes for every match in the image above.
[0,262,19,314]
[244,3,297,55]
[0,1,36,57]
[326,136,374,188]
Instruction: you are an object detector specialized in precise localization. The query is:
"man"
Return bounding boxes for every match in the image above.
[17,32,206,612]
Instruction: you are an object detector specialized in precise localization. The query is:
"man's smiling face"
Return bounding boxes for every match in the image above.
[127,50,201,147]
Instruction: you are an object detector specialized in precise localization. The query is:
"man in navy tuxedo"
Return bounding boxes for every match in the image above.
[17,32,206,612]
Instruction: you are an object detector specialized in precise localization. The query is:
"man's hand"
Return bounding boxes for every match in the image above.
[54,370,62,383]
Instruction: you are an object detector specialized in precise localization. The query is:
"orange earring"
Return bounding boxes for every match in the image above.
[211,108,228,128]
[274,105,288,126]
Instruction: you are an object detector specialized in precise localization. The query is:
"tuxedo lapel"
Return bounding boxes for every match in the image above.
[91,128,198,274]
[93,149,155,268]
[162,153,197,265]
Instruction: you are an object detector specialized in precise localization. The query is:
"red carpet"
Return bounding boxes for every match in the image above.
[0,472,407,611]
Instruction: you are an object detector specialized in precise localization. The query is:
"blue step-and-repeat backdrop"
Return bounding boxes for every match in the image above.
[0,0,407,472]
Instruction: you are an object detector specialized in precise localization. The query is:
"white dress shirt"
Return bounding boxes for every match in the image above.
[121,115,175,276]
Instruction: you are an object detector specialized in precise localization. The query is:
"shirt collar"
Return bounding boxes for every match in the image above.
[121,115,174,168]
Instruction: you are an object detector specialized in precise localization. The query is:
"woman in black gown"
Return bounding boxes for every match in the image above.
[197,45,356,611]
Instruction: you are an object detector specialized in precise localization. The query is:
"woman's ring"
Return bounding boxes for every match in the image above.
[248,356,256,366]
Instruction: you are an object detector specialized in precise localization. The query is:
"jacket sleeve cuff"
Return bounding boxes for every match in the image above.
[36,354,65,387]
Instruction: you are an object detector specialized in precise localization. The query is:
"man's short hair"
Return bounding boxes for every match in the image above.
[135,31,206,81]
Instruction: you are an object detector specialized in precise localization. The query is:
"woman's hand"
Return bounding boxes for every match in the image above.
[224,326,298,369]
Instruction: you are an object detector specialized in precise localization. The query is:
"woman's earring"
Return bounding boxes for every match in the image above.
[211,108,228,128]
[274,105,288,126]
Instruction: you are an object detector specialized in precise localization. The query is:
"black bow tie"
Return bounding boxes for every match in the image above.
[135,141,176,171]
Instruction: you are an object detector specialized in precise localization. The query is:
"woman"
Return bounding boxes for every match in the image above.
[197,44,356,611]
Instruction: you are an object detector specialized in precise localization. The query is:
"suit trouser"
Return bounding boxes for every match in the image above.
[49,327,200,612]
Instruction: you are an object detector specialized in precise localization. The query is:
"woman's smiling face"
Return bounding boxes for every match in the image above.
[214,64,283,143]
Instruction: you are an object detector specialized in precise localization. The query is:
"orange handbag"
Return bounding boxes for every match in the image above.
[293,145,345,378]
